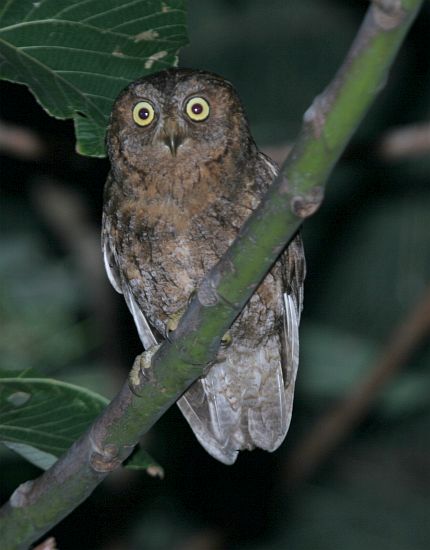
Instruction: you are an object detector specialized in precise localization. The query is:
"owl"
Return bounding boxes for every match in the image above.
[102,68,305,465]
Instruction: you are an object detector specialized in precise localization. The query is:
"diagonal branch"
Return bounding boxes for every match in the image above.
[0,1,424,547]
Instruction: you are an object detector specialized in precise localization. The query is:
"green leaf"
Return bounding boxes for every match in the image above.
[3,441,58,470]
[125,447,164,478]
[0,369,160,474]
[0,369,109,460]
[0,0,188,156]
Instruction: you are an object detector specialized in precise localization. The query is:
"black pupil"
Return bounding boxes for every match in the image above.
[192,102,203,115]
[139,107,150,120]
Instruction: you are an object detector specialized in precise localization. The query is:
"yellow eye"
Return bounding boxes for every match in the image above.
[185,97,210,121]
[132,101,155,126]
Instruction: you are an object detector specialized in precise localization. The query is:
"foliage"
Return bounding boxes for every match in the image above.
[0,363,162,474]
[0,1,183,495]
[0,0,187,156]
[0,368,108,469]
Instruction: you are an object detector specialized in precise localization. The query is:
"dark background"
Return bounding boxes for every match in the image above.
[1,1,430,548]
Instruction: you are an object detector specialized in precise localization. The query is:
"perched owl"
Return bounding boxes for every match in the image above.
[103,68,305,465]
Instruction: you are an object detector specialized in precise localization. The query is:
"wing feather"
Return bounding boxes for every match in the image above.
[102,214,122,294]
[177,377,239,465]
[102,213,158,350]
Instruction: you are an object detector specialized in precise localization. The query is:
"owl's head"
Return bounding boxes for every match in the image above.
[107,68,254,172]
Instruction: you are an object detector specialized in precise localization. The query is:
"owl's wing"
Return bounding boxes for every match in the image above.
[177,232,305,465]
[178,374,240,465]
[178,151,305,464]
[257,152,305,392]
[281,232,305,388]
[255,151,305,395]
[275,233,305,452]
[102,213,158,349]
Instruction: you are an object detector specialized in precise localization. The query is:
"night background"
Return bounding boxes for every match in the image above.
[1,1,430,548]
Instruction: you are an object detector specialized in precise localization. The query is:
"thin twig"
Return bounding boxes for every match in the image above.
[378,121,430,160]
[285,284,430,488]
[0,120,46,160]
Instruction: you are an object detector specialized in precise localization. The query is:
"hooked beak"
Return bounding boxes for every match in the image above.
[162,118,183,157]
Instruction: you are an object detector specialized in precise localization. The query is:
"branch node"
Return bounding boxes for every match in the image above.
[88,422,134,473]
[90,452,122,473]
[303,94,328,139]
[10,480,34,508]
[291,187,325,218]
[372,0,406,30]
[197,275,221,307]
[197,268,239,313]
[89,438,128,473]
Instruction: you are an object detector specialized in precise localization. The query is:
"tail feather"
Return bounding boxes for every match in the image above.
[177,324,296,464]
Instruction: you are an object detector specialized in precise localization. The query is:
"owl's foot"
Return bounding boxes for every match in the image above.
[166,310,184,335]
[129,344,161,393]
[166,292,196,339]
[221,330,232,348]
[166,310,232,350]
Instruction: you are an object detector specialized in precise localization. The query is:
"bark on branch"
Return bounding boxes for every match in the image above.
[0,0,424,547]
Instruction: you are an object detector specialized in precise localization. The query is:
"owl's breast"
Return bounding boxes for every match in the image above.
[112,147,260,233]
[106,155,263,332]
[111,198,253,333]
[117,233,217,334]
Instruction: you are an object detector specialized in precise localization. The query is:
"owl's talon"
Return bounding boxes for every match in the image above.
[166,292,196,338]
[221,330,232,348]
[166,311,183,334]
[129,345,161,391]
[166,316,180,342]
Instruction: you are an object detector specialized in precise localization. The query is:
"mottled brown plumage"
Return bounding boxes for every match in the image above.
[103,68,305,464]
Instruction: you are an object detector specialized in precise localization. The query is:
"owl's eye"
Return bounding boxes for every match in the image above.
[132,101,155,126]
[185,97,210,122]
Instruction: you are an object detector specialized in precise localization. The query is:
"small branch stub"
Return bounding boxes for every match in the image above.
[291,187,325,219]
[303,95,328,139]
[373,0,406,30]
[197,277,221,307]
[10,480,34,508]
[90,442,123,473]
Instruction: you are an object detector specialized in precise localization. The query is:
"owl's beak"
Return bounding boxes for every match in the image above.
[162,118,183,157]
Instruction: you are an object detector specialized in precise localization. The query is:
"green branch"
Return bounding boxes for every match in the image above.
[0,1,423,548]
